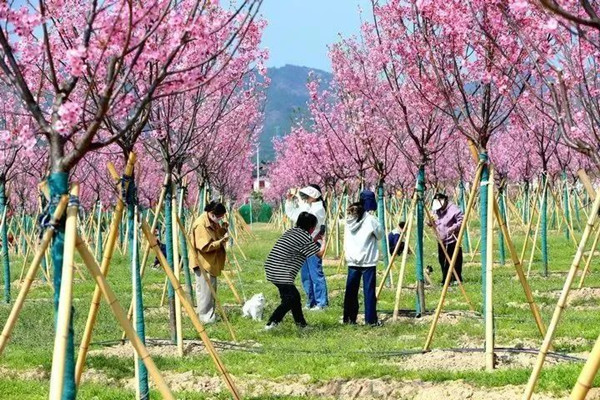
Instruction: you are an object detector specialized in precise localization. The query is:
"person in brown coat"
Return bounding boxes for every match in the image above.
[190,201,229,323]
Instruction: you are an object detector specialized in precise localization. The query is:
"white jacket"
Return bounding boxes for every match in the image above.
[344,213,383,267]
[285,199,326,238]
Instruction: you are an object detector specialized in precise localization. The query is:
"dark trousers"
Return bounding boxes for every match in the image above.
[267,283,307,326]
[438,242,463,283]
[343,266,377,325]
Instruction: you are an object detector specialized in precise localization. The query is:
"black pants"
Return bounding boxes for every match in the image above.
[267,283,307,326]
[438,242,463,283]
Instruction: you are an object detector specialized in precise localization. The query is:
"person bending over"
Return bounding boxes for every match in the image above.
[264,212,326,330]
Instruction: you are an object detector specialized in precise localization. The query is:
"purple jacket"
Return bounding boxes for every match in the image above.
[435,203,463,244]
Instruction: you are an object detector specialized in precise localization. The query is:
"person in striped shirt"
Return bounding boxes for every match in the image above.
[264,212,326,329]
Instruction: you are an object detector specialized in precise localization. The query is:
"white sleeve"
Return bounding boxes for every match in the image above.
[371,216,384,241]
[285,199,302,223]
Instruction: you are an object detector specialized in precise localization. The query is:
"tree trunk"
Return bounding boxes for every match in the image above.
[415,165,426,314]
[164,177,177,343]
[0,179,10,304]
[126,176,149,399]
[541,173,549,277]
[48,170,77,400]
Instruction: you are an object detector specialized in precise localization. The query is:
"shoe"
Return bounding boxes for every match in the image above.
[369,321,383,327]
[309,306,325,311]
[264,322,278,331]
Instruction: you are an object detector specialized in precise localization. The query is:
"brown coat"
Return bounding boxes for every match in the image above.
[190,212,227,277]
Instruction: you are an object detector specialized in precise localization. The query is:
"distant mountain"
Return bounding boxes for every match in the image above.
[259,64,332,161]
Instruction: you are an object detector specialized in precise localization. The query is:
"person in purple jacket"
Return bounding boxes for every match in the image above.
[428,193,464,284]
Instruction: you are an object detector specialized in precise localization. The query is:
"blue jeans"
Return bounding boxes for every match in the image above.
[343,266,377,325]
[301,255,328,308]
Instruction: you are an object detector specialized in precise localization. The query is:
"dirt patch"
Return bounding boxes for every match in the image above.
[388,349,566,372]
[132,373,574,399]
[13,279,48,290]
[323,258,342,267]
[89,339,260,359]
[0,365,47,381]
[0,364,578,399]
[540,287,600,306]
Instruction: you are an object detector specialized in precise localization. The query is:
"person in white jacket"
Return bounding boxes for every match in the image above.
[343,201,383,325]
[285,185,329,309]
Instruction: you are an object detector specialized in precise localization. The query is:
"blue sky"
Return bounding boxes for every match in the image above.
[257,0,372,72]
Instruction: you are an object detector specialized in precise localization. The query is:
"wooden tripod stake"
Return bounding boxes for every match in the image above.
[75,153,137,385]
[140,220,242,399]
[424,162,483,350]
[523,186,600,400]
[0,196,68,355]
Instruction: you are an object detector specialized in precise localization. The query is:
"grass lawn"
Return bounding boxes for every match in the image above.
[0,220,599,399]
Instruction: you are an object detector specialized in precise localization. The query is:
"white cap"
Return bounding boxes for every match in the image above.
[299,186,321,199]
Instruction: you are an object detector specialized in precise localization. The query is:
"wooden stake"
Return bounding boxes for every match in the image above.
[140,220,242,399]
[578,224,600,289]
[423,207,474,312]
[49,184,80,400]
[0,196,68,356]
[571,328,600,399]
[523,188,600,400]
[392,193,417,321]
[492,196,547,340]
[424,162,483,351]
[171,183,184,357]
[75,153,136,385]
[376,191,416,300]
[74,235,174,399]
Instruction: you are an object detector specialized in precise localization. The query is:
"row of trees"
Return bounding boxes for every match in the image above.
[0,1,267,398]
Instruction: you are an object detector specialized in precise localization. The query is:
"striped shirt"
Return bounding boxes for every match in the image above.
[265,228,320,284]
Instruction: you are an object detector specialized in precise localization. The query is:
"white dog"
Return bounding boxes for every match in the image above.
[242,293,266,321]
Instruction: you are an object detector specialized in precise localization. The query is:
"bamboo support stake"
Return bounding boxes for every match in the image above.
[376,191,416,300]
[469,235,481,263]
[177,217,237,341]
[578,224,600,289]
[549,188,578,247]
[171,184,184,357]
[526,206,543,277]
[571,329,600,399]
[485,168,495,371]
[392,195,417,321]
[222,271,243,305]
[522,188,600,400]
[0,196,68,356]
[424,163,483,351]
[75,153,136,385]
[49,184,80,400]
[139,220,242,399]
[492,197,547,339]
[519,184,541,264]
[73,235,174,399]
[160,275,168,307]
[424,207,474,312]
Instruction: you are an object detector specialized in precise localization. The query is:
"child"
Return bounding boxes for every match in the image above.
[343,202,383,326]
[388,221,406,256]
[264,212,326,329]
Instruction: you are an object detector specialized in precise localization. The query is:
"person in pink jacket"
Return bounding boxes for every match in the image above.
[428,193,464,284]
